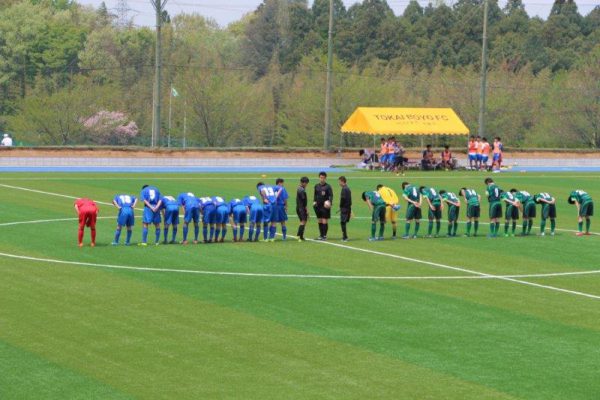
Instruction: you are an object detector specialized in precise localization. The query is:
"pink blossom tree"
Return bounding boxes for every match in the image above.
[82,111,139,145]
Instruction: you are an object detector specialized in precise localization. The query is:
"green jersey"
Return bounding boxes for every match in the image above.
[515,191,534,205]
[570,190,593,204]
[365,191,386,206]
[463,189,480,206]
[535,192,554,203]
[421,187,441,206]
[501,191,517,204]
[403,185,420,202]
[487,184,501,203]
[442,192,459,205]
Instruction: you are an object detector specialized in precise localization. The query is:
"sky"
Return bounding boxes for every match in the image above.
[77,0,598,28]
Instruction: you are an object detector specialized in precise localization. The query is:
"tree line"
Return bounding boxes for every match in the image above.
[0,0,598,148]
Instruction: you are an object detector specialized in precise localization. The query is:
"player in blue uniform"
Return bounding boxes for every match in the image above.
[140,185,162,246]
[244,195,263,241]
[273,178,289,240]
[229,198,248,241]
[199,196,216,243]
[213,196,229,242]
[257,182,278,241]
[112,194,137,245]
[160,195,180,244]
[178,192,201,244]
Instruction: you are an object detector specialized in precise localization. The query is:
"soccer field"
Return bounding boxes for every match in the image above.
[1,171,599,399]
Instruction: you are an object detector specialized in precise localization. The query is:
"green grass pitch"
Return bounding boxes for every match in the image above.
[1,171,599,399]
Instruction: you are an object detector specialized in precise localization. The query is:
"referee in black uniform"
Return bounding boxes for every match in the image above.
[313,171,333,240]
[296,177,309,241]
[339,176,352,241]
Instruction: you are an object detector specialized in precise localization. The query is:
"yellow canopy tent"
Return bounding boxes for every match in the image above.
[341,107,469,136]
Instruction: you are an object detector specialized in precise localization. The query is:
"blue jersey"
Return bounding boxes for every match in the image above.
[178,192,200,209]
[258,185,277,204]
[141,186,161,207]
[229,198,244,211]
[114,194,136,209]
[199,197,214,209]
[212,196,227,208]
[244,195,262,210]
[274,185,288,206]
[161,195,180,211]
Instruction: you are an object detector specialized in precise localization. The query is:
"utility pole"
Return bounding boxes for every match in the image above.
[150,0,168,147]
[115,0,130,28]
[478,0,489,138]
[323,0,334,151]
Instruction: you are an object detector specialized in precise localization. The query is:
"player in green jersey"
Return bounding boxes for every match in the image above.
[459,188,481,236]
[402,182,422,239]
[439,190,460,237]
[420,186,443,237]
[362,191,386,241]
[484,178,502,237]
[511,189,536,236]
[568,190,594,236]
[501,190,520,236]
[534,192,556,236]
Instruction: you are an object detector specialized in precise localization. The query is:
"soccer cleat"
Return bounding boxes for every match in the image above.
[341,238,349,242]
[539,232,545,236]
[463,234,470,237]
[412,235,418,239]
[125,242,130,246]
[315,236,324,241]
[401,235,410,239]
[220,238,225,243]
[193,240,199,244]
[576,232,584,236]
[138,242,147,246]
[90,243,95,247]
[169,240,176,244]
[391,235,397,240]
[111,241,119,246]
[368,237,377,241]
[550,232,555,236]
[504,234,509,237]
[78,242,83,248]
[585,232,592,236]
[163,240,168,244]
[181,240,188,245]
[377,237,384,241]
[425,235,432,238]
[154,242,160,246]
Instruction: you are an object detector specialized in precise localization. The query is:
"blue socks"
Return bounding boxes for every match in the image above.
[263,223,268,240]
[282,226,287,240]
[183,226,189,241]
[163,228,168,241]
[209,227,215,241]
[203,226,207,241]
[255,226,261,241]
[142,227,148,243]
[248,226,254,240]
[126,230,132,244]
[155,228,160,243]
[194,226,199,241]
[269,225,276,239]
[114,228,121,243]
[221,228,227,240]
[240,226,245,240]
[172,227,177,241]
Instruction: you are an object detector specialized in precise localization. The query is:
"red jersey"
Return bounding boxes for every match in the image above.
[75,198,98,212]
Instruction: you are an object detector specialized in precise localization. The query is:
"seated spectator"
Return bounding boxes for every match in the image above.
[440,145,454,170]
[1,133,13,147]
[421,145,435,170]
[358,149,375,169]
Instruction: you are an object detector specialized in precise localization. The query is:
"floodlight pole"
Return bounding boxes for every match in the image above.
[323,0,334,151]
[151,0,167,147]
[478,0,489,138]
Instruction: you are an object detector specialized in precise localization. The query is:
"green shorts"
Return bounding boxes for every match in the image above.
[406,204,422,220]
[448,205,460,222]
[428,204,442,220]
[489,202,502,219]
[467,204,480,219]
[523,202,536,218]
[505,205,519,220]
[541,204,556,219]
[580,201,594,217]
[372,204,386,223]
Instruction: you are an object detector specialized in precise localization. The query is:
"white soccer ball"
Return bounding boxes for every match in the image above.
[324,200,331,209]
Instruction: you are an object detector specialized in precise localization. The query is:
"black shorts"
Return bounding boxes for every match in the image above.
[314,205,331,219]
[340,208,351,223]
[296,208,308,222]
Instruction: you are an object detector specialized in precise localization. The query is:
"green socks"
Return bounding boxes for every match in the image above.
[414,222,420,236]
[586,218,591,233]
[428,221,433,235]
[527,219,533,234]
[436,221,441,235]
[379,223,385,238]
[540,220,546,233]
[474,221,479,235]
[578,221,583,232]
[550,219,555,233]
[371,224,376,238]
[405,223,411,236]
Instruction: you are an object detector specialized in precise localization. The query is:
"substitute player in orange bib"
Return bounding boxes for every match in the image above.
[74,198,99,247]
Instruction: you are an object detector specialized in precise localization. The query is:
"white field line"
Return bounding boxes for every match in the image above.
[1,250,600,282]
[1,183,600,299]
[0,216,113,227]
